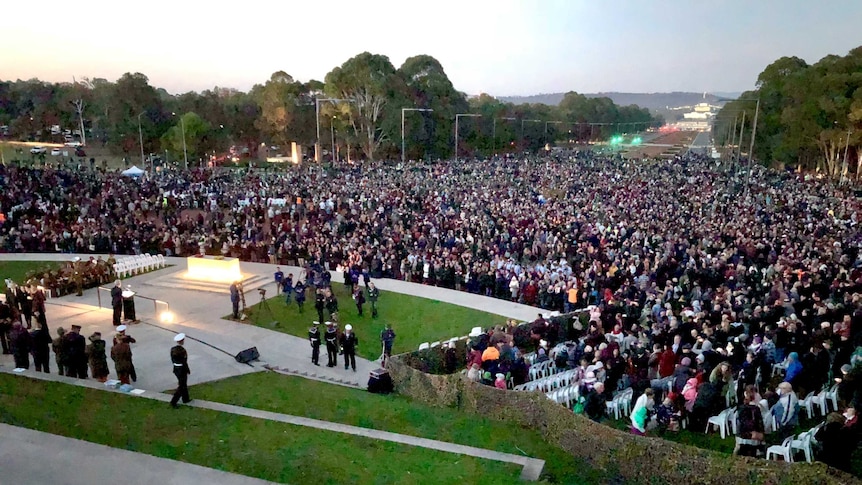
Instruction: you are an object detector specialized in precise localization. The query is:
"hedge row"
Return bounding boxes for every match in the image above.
[387,355,860,485]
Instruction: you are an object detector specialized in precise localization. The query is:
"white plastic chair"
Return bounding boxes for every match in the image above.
[726,407,738,436]
[606,396,622,420]
[790,431,814,463]
[772,360,788,377]
[706,408,732,439]
[429,341,440,348]
[799,391,818,419]
[418,342,430,350]
[726,380,738,408]
[766,436,794,462]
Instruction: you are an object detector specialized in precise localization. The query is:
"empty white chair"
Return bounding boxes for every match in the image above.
[429,341,440,348]
[799,391,818,419]
[156,254,166,267]
[706,408,732,439]
[618,389,634,417]
[790,431,814,463]
[418,342,430,350]
[766,436,794,462]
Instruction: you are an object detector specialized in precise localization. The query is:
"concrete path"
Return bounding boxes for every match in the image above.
[0,367,545,481]
[0,423,277,485]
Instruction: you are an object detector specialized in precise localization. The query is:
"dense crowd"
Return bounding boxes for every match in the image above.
[2,150,862,469]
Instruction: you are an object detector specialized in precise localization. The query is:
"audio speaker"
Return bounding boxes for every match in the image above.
[235,347,260,364]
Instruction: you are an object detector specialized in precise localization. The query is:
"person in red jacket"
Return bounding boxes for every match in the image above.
[659,344,677,378]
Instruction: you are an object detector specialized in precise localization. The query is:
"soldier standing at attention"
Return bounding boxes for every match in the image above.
[170,333,191,408]
[340,324,358,372]
[308,321,321,366]
[367,282,380,318]
[73,257,84,297]
[324,321,339,367]
[52,327,67,375]
[315,289,326,323]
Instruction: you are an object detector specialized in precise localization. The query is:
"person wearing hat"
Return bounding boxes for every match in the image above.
[62,324,87,378]
[339,324,358,372]
[51,327,67,375]
[380,323,396,367]
[308,321,321,366]
[72,257,84,297]
[110,279,123,326]
[87,332,110,382]
[324,321,339,367]
[170,333,192,408]
[114,325,137,382]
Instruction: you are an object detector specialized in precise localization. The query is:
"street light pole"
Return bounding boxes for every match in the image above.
[137,111,145,169]
[746,98,760,191]
[843,129,852,184]
[454,113,481,159]
[315,98,348,162]
[493,117,516,155]
[331,116,336,163]
[401,108,433,163]
[520,119,541,151]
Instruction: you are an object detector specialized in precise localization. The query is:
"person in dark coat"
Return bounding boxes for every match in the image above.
[325,290,339,321]
[62,324,87,378]
[52,327,67,375]
[87,332,110,382]
[816,412,856,472]
[315,289,326,322]
[10,321,32,369]
[17,285,33,329]
[367,282,380,318]
[381,324,396,367]
[353,285,366,316]
[324,321,339,367]
[0,300,13,354]
[294,280,306,312]
[308,321,321,366]
[110,280,123,326]
[30,319,52,373]
[229,281,240,319]
[584,382,608,422]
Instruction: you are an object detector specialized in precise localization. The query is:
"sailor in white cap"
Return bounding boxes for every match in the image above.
[169,333,191,408]
[340,324,358,372]
[308,321,321,366]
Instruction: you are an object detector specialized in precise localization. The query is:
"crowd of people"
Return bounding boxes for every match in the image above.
[2,149,862,469]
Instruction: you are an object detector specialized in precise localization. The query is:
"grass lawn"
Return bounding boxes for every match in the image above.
[0,261,61,292]
[239,283,507,361]
[192,371,609,484]
[0,374,524,484]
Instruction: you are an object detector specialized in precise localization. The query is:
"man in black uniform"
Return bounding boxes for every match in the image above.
[0,299,13,354]
[111,280,123,326]
[170,333,192,408]
[308,321,321,366]
[324,321,339,367]
[315,289,326,323]
[340,324,358,371]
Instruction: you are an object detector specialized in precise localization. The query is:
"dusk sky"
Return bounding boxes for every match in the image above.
[3,0,860,96]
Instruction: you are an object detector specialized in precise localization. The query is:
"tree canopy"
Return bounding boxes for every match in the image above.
[0,53,662,162]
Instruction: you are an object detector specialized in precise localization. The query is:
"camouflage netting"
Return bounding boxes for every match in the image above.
[387,353,861,485]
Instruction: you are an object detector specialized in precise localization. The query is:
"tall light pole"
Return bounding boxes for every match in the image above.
[170,112,188,170]
[493,117,516,155]
[544,121,562,148]
[315,98,348,162]
[520,119,541,152]
[137,111,145,169]
[454,113,481,159]
[402,108,433,163]
[842,129,852,185]
[330,115,337,163]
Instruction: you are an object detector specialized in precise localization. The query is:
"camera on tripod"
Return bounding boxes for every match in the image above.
[258,288,267,297]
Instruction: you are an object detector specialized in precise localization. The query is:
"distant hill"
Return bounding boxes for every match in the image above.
[497,92,739,113]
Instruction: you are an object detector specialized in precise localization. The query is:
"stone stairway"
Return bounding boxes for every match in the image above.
[143,272,270,295]
[263,364,364,389]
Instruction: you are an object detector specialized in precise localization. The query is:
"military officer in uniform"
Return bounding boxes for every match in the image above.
[170,333,192,408]
[324,321,339,367]
[340,324,358,372]
[73,257,84,297]
[308,321,321,366]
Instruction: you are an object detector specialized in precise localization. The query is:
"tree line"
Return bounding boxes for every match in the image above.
[715,46,862,178]
[0,52,660,162]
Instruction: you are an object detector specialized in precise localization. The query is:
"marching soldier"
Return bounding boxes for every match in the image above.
[308,321,321,366]
[324,321,339,367]
[340,324,358,372]
[170,333,192,408]
[367,282,380,318]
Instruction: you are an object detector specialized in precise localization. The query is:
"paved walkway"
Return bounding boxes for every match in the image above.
[0,423,277,485]
[1,367,544,481]
[0,253,548,482]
